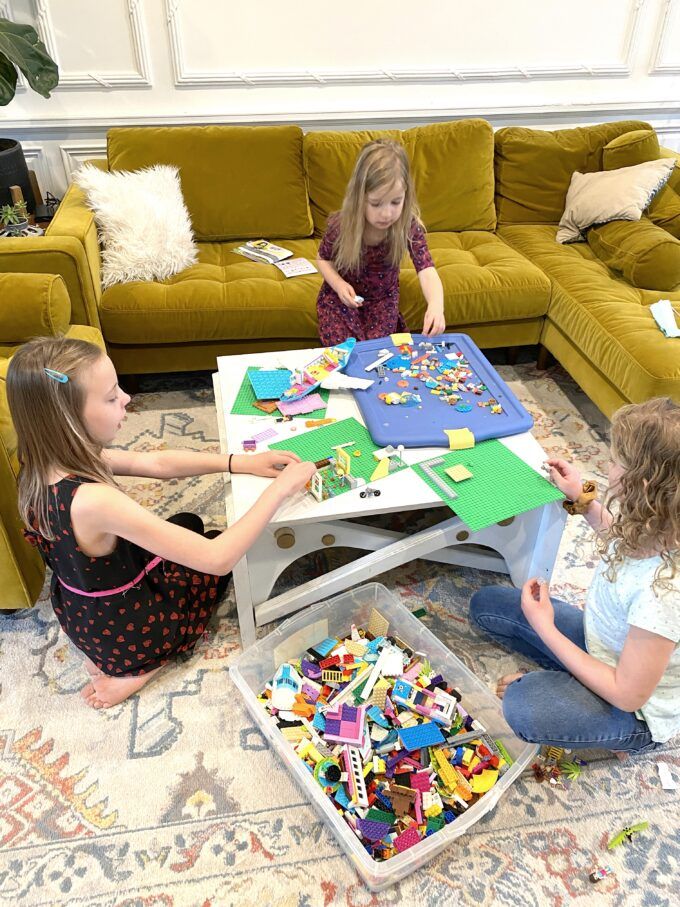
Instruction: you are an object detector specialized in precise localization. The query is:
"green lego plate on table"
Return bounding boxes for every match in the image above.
[269,416,407,494]
[412,440,564,531]
[230,367,329,418]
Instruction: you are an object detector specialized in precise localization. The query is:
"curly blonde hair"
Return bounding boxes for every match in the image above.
[598,397,680,591]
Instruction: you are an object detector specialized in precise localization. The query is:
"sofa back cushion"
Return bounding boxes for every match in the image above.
[494,120,652,225]
[107,125,313,241]
[303,119,496,235]
[603,130,680,240]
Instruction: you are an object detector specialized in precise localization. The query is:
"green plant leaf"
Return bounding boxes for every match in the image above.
[0,17,59,104]
[0,51,18,105]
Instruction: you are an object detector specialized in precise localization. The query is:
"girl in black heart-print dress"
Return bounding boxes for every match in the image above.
[8,337,316,710]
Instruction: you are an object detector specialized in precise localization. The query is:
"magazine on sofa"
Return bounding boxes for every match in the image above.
[232,239,293,264]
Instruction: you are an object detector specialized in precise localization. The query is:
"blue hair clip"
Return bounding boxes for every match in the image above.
[44,367,69,383]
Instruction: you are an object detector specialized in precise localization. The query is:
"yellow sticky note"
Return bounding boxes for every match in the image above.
[391,332,413,346]
[446,464,473,482]
[444,428,475,450]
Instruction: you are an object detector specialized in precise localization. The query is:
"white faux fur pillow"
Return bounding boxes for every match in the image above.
[556,158,676,243]
[74,164,198,288]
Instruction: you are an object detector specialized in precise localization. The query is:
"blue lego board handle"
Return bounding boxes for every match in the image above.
[343,333,533,448]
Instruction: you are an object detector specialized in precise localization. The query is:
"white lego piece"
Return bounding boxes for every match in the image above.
[364,349,393,372]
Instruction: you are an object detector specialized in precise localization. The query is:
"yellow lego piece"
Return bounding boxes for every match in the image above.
[432,749,458,791]
[345,640,367,657]
[391,332,413,346]
[445,464,473,483]
[369,677,391,709]
[367,608,389,638]
[370,457,390,481]
[444,428,475,450]
[462,748,474,766]
[469,768,499,794]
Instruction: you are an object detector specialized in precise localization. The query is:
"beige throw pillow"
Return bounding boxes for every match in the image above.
[556,158,675,243]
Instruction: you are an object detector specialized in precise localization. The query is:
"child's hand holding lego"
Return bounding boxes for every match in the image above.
[520,578,555,635]
[272,461,317,499]
[245,450,301,477]
[337,281,363,309]
[546,457,582,501]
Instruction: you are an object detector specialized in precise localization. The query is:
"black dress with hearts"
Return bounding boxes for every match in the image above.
[24,475,224,677]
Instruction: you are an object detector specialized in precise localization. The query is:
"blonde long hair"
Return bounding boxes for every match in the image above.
[332,139,422,274]
[598,397,680,591]
[7,336,116,540]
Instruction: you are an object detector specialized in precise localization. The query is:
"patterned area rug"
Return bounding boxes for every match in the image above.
[1,362,678,907]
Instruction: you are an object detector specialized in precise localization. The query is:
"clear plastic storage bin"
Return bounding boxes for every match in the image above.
[229,583,537,890]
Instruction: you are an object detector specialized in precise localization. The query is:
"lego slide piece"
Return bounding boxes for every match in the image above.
[370,457,390,481]
[444,428,475,450]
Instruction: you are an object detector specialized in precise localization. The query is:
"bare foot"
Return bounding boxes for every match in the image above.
[80,666,163,710]
[496,670,528,699]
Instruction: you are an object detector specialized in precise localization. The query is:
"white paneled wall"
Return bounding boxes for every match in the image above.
[1,0,679,196]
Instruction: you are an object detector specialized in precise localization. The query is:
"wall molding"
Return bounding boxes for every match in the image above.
[4,99,680,138]
[29,0,152,89]
[166,0,646,88]
[649,0,680,74]
[18,143,54,197]
[60,142,108,178]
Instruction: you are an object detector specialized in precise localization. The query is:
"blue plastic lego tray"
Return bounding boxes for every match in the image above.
[343,333,533,448]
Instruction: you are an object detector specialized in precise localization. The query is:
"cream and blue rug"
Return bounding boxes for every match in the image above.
[1,362,678,906]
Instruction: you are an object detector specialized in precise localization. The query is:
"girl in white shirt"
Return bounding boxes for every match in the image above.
[470,397,680,753]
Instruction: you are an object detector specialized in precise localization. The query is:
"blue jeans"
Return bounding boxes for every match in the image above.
[469,585,660,753]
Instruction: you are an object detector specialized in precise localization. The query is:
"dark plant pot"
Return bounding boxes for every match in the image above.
[3,217,29,235]
[0,139,36,214]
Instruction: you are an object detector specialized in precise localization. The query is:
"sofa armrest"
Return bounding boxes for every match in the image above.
[0,231,102,333]
[660,146,680,164]
[0,273,71,350]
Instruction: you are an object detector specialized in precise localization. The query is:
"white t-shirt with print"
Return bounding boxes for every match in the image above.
[585,554,680,743]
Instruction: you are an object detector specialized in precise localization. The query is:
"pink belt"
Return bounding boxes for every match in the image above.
[56,556,163,598]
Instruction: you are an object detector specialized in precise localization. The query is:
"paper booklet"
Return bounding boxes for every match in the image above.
[232,239,293,264]
[274,257,318,278]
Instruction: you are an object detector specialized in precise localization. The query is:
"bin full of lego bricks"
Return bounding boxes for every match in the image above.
[229,584,538,891]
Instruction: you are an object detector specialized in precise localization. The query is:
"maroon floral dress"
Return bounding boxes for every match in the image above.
[316,215,434,346]
[24,475,223,677]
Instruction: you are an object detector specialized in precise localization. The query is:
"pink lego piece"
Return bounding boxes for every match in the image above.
[410,770,432,792]
[414,790,423,824]
[277,392,325,417]
[324,703,367,746]
[394,826,421,852]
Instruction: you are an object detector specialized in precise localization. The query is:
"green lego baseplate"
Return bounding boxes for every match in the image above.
[230,367,329,418]
[412,440,564,531]
[268,416,407,494]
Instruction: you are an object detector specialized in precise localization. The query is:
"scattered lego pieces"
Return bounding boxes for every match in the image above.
[257,613,508,863]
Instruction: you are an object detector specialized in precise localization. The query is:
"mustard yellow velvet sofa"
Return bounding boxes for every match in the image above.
[0,273,105,609]
[0,118,678,419]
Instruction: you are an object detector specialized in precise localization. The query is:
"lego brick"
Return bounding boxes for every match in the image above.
[397,721,446,751]
[248,368,294,400]
[394,826,421,852]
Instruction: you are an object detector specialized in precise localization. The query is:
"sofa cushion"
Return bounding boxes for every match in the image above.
[587,217,680,292]
[603,131,680,240]
[494,120,652,226]
[99,239,323,345]
[498,224,680,402]
[304,119,496,235]
[399,231,550,328]
[107,125,313,242]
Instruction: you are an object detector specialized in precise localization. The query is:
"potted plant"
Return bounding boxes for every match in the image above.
[0,16,58,212]
[0,200,28,234]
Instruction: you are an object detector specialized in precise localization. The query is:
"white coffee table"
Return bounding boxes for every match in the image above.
[214,346,566,649]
